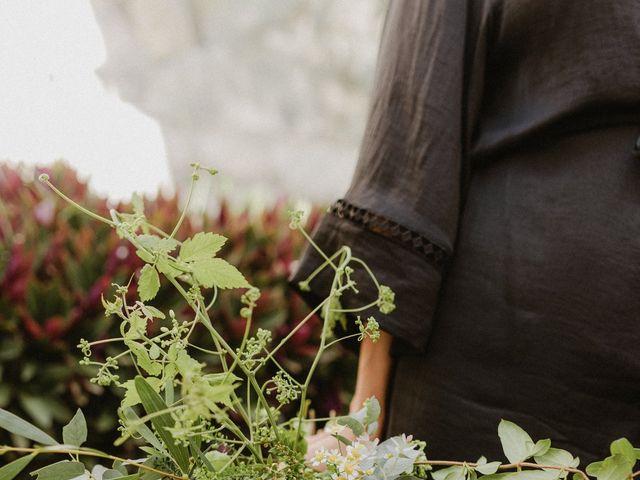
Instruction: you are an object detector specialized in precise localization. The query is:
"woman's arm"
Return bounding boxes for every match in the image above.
[349,330,393,437]
[306,330,393,464]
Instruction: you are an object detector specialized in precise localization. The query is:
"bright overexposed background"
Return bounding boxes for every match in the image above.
[0,0,171,200]
[0,0,385,204]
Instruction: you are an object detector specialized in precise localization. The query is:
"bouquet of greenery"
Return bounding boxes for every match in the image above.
[0,166,638,480]
[0,162,349,456]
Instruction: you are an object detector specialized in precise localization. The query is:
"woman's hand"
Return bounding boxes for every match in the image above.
[305,330,393,469]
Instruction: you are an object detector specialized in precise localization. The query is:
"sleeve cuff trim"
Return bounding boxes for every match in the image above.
[329,199,450,270]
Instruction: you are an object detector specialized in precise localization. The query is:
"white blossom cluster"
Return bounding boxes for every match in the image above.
[312,433,424,480]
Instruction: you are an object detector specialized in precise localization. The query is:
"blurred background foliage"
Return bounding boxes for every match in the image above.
[0,161,357,456]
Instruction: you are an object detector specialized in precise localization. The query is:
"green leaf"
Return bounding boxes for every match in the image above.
[138,265,160,302]
[192,258,250,289]
[138,303,165,319]
[156,257,182,278]
[137,235,178,254]
[132,192,145,216]
[336,416,364,437]
[532,439,552,458]
[591,454,634,480]
[62,409,87,447]
[135,376,190,473]
[120,377,162,409]
[118,407,168,455]
[498,419,534,463]
[433,466,465,480]
[482,472,559,480]
[179,232,227,262]
[126,342,162,376]
[103,470,139,479]
[586,461,604,476]
[136,249,154,264]
[610,438,636,463]
[0,454,36,480]
[30,460,85,480]
[0,408,57,445]
[363,397,381,426]
[475,457,502,475]
[535,448,580,470]
[205,451,231,472]
[333,434,353,447]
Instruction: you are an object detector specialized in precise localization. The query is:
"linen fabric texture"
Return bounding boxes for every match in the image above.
[290,0,640,466]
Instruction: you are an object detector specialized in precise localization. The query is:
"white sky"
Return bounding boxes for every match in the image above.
[0,0,171,200]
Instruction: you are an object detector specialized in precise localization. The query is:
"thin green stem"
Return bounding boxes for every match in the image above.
[169,169,197,239]
[40,178,115,226]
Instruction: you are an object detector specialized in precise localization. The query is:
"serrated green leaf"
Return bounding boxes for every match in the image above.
[138,303,165,319]
[132,192,145,216]
[135,376,190,473]
[136,249,154,264]
[125,342,162,376]
[192,258,250,289]
[138,265,160,302]
[156,257,182,278]
[610,438,636,463]
[0,408,57,445]
[179,232,227,262]
[0,454,36,480]
[62,409,87,447]
[137,235,178,254]
[31,460,84,480]
[498,419,534,463]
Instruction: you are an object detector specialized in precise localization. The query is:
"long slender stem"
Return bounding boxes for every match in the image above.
[294,248,352,451]
[169,169,197,239]
[416,460,590,480]
[40,177,115,226]
[0,446,186,480]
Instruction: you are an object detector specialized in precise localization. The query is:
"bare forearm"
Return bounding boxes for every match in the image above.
[349,330,393,436]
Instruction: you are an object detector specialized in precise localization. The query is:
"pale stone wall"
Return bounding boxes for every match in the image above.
[91,0,387,208]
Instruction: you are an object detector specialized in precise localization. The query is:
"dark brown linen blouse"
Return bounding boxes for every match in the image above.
[291,0,640,466]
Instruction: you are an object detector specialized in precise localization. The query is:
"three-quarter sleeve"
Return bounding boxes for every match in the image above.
[290,0,469,353]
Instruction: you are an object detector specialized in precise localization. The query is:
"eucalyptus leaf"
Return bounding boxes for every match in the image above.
[432,466,465,480]
[476,461,502,475]
[498,420,534,463]
[30,460,85,480]
[336,416,364,437]
[62,409,87,447]
[0,454,36,480]
[0,408,57,445]
[535,447,580,470]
